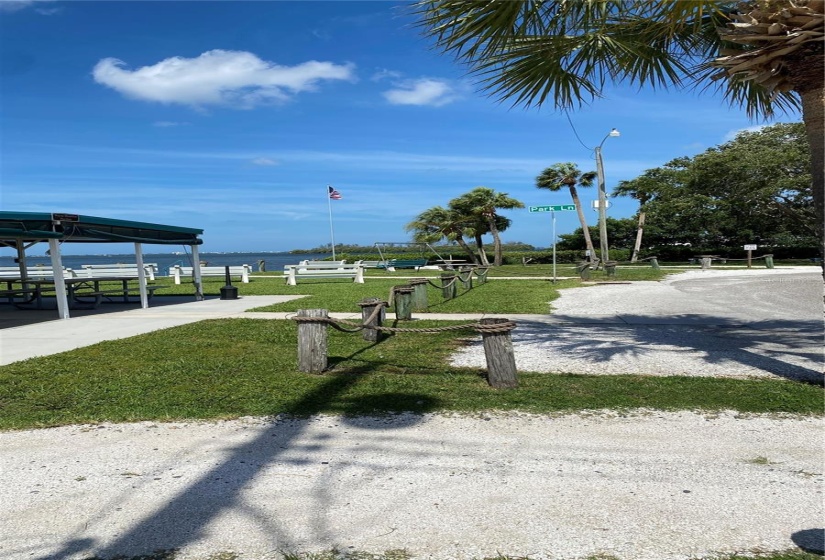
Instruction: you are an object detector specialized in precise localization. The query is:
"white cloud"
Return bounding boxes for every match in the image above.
[371,68,402,82]
[152,121,190,127]
[92,49,356,109]
[383,78,457,107]
[251,157,279,166]
[723,125,765,142]
[0,0,55,12]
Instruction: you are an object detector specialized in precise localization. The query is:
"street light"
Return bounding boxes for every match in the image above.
[595,128,620,265]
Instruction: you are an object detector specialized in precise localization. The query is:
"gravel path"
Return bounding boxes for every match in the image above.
[451,268,824,382]
[1,412,822,560]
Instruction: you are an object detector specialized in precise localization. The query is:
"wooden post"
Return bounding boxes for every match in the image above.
[297,309,328,373]
[409,279,429,312]
[358,297,384,341]
[393,286,414,320]
[477,318,518,389]
[747,249,752,268]
[459,268,473,290]
[441,273,457,300]
[475,267,488,284]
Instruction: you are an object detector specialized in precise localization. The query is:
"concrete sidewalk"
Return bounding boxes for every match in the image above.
[0,296,302,365]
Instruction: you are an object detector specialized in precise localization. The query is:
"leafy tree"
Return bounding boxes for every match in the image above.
[613,122,814,249]
[448,187,525,266]
[413,0,824,267]
[535,163,598,262]
[404,206,480,264]
[613,161,687,261]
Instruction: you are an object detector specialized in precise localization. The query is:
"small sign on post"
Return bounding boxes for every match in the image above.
[744,244,757,268]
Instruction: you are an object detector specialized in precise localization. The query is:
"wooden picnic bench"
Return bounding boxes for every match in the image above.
[376,258,429,271]
[284,262,364,286]
[171,264,251,284]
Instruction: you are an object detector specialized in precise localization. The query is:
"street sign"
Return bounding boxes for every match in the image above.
[529,205,576,212]
[743,244,757,250]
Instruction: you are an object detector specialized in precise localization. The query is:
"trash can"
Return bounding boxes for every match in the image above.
[220,266,239,300]
[649,257,660,269]
[764,254,774,269]
[257,259,266,272]
[576,262,592,281]
[604,261,618,277]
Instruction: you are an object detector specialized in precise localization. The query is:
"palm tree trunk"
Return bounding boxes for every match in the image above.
[474,232,489,265]
[489,217,503,266]
[455,236,479,264]
[799,84,824,278]
[569,186,597,262]
[630,211,646,262]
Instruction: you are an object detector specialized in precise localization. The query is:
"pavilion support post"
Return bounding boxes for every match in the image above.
[48,238,70,320]
[134,243,148,308]
[15,241,27,277]
[191,244,204,300]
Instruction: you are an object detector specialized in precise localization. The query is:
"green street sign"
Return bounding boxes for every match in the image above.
[529,205,576,212]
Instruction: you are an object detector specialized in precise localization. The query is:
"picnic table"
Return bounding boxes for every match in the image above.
[2,276,161,310]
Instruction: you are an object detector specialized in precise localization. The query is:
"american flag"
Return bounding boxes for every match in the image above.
[328,186,342,200]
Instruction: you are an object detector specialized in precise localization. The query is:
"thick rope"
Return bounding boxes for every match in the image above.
[292,314,516,334]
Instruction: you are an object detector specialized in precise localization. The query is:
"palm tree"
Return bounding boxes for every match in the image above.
[613,164,685,262]
[405,205,480,264]
[536,163,598,263]
[449,187,524,266]
[412,0,824,269]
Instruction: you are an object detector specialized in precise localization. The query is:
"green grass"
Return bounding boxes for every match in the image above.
[1,319,821,430]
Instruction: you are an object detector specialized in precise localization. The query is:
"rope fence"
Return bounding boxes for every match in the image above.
[292,300,518,389]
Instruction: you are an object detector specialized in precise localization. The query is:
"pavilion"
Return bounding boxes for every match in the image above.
[0,211,204,319]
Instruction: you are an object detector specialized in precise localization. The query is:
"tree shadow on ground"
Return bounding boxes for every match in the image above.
[505,315,824,385]
[38,350,441,559]
[792,528,825,554]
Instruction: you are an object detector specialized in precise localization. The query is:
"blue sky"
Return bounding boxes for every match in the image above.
[0,0,800,256]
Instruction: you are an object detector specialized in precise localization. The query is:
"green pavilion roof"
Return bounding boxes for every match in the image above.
[0,212,204,246]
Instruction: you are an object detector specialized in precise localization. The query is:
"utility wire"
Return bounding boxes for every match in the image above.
[564,109,593,152]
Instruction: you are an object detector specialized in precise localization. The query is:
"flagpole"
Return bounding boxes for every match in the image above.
[327,185,336,260]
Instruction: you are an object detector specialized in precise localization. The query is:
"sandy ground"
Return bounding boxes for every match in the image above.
[1,412,822,560]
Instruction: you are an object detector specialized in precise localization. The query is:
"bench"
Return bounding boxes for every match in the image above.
[376,258,429,271]
[0,266,77,279]
[284,262,364,286]
[171,264,251,284]
[81,263,157,281]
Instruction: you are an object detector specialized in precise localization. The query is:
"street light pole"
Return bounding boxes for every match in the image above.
[595,128,620,266]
